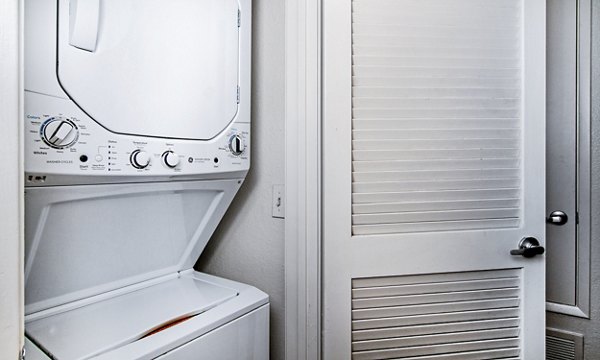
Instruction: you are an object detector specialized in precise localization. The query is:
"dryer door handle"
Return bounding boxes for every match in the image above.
[69,0,100,52]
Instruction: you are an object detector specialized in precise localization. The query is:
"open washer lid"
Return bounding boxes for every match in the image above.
[24,180,242,315]
[57,0,240,140]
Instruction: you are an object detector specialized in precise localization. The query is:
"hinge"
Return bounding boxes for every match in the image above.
[237,86,240,104]
[20,346,26,360]
[237,9,241,27]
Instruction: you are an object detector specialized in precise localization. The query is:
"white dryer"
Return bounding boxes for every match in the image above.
[23,0,268,359]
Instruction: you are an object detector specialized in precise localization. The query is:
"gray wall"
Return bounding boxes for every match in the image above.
[195,0,285,358]
[546,0,600,356]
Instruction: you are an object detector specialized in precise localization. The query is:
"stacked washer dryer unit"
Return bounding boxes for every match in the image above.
[23,0,268,359]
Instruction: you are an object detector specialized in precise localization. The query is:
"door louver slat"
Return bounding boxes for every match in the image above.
[353,159,521,172]
[352,268,520,288]
[353,199,520,214]
[353,328,520,351]
[353,219,521,235]
[353,318,520,341]
[353,208,520,226]
[353,139,520,150]
[353,308,521,331]
[353,288,520,309]
[353,180,520,192]
[353,77,519,88]
[353,189,521,204]
[351,269,522,359]
[351,0,523,235]
[353,169,520,181]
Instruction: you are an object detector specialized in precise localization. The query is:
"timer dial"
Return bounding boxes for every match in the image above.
[229,134,245,156]
[40,117,79,149]
[130,150,151,169]
[162,151,180,168]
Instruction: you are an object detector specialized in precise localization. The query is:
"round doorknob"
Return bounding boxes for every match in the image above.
[547,210,568,225]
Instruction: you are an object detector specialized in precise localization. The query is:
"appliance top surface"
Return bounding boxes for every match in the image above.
[57,0,241,140]
[26,273,239,360]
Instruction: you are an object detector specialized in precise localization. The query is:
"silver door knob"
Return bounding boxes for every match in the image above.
[547,210,568,225]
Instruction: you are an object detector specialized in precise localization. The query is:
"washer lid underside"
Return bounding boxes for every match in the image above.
[57,0,240,140]
[24,180,242,315]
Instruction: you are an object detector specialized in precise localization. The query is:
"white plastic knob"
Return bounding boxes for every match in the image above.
[163,151,180,168]
[229,134,245,155]
[131,150,150,169]
[42,118,79,148]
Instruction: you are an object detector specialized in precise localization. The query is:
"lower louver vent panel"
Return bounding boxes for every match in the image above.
[546,328,583,360]
[351,269,522,359]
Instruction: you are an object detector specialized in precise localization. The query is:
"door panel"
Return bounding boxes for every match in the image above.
[546,0,578,307]
[323,0,546,358]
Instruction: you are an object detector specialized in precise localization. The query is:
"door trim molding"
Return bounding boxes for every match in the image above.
[546,0,592,319]
[284,0,322,357]
[0,0,24,356]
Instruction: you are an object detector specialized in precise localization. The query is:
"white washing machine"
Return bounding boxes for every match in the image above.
[23,0,268,359]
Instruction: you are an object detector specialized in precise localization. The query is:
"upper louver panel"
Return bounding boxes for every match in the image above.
[351,0,524,235]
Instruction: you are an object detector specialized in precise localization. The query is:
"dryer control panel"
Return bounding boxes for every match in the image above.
[25,92,250,180]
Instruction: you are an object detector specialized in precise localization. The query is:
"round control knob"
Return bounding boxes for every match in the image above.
[162,151,180,168]
[130,149,150,169]
[40,117,79,149]
[229,134,245,156]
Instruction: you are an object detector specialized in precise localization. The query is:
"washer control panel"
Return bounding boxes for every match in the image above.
[25,92,249,177]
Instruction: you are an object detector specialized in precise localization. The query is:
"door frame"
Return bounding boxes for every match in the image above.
[545,0,592,319]
[283,0,573,357]
[0,0,24,357]
[284,0,322,358]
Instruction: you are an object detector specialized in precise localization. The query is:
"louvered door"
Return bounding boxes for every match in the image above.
[322,0,546,358]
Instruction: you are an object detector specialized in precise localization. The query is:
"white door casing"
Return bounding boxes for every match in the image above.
[0,0,24,357]
[545,0,592,319]
[322,0,546,358]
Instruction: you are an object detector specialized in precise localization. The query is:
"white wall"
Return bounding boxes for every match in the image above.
[195,0,285,358]
[0,0,23,357]
[546,1,600,357]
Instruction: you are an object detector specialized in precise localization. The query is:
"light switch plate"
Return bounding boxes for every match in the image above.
[272,184,285,218]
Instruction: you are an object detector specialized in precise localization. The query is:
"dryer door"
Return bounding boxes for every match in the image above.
[57,0,240,140]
